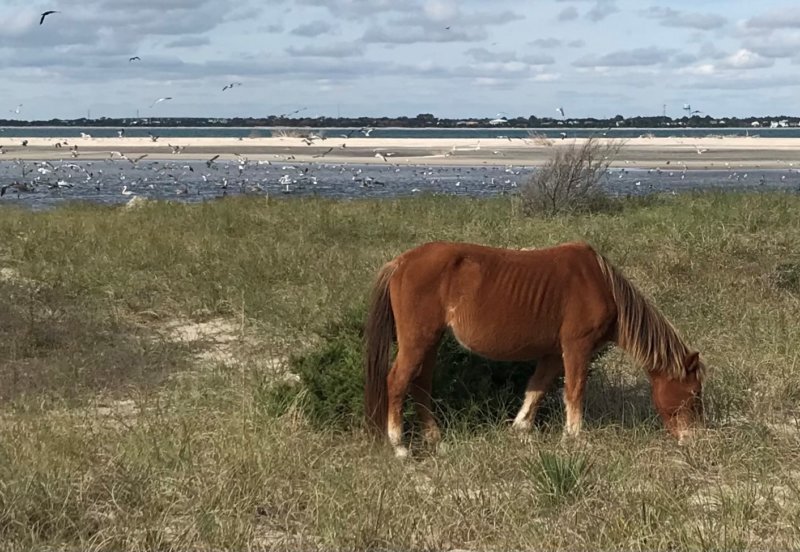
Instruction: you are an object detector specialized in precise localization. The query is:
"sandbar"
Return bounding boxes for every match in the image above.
[1,136,799,169]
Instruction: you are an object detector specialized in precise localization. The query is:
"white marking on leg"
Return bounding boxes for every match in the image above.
[513,390,544,431]
[388,417,408,457]
[564,394,582,436]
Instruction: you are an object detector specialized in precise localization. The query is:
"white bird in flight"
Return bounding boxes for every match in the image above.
[150,97,173,108]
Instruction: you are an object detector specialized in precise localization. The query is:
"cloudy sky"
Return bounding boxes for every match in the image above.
[1,0,798,120]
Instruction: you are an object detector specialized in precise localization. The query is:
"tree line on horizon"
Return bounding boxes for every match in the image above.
[2,113,799,128]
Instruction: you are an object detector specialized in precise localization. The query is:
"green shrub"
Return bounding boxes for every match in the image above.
[284,306,535,430]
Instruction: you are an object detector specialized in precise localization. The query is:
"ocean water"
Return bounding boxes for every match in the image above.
[0,126,798,140]
[1,159,798,210]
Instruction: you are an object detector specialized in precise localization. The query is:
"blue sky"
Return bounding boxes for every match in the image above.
[0,0,798,120]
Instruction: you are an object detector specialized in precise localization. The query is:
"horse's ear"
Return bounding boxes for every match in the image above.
[685,351,700,372]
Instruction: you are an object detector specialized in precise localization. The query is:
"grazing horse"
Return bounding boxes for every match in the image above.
[364,241,705,457]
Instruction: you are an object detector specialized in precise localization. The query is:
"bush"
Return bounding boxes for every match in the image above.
[520,137,623,216]
[283,306,535,430]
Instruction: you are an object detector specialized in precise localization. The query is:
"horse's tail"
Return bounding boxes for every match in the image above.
[364,260,398,435]
[594,251,688,379]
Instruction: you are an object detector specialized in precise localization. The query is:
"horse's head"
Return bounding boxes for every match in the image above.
[650,351,704,441]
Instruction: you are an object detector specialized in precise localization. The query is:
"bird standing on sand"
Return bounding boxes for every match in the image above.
[40,10,59,25]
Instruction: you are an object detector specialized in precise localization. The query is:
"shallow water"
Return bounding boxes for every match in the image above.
[1,159,798,210]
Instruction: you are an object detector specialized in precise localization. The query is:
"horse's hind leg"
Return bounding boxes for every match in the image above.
[410,349,440,448]
[387,341,438,458]
[512,355,563,432]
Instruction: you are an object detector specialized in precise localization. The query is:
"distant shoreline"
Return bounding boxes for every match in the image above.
[0,125,793,131]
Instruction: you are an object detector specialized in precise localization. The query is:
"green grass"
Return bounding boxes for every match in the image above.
[0,192,799,550]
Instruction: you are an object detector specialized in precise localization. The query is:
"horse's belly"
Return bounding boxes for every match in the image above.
[449,320,556,361]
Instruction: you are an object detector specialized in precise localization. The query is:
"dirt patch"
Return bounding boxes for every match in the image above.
[160,317,245,366]
[0,267,38,290]
[157,317,289,375]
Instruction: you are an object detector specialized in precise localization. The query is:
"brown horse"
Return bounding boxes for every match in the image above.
[364,241,705,457]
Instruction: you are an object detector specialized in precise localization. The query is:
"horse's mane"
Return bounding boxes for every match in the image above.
[594,252,701,381]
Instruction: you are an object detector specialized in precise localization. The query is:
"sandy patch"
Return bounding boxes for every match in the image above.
[5,135,800,168]
[0,267,39,290]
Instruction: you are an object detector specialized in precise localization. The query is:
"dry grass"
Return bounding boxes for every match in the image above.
[0,192,799,550]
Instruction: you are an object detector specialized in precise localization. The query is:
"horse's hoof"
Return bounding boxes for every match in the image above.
[394,446,410,459]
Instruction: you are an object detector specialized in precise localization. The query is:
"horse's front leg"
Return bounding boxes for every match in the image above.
[561,344,592,437]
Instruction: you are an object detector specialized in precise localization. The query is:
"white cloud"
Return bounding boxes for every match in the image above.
[719,49,773,69]
[290,20,335,37]
[574,47,675,68]
[642,7,727,30]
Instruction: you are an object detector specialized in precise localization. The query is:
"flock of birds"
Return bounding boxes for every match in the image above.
[0,149,532,203]
[31,10,262,115]
[2,129,800,205]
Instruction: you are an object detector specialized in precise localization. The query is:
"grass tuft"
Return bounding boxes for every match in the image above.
[526,450,592,504]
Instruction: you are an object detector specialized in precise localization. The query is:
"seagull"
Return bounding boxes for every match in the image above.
[121,185,134,196]
[129,56,141,62]
[206,154,220,168]
[40,10,59,25]
[9,104,22,114]
[557,106,566,118]
[279,107,307,117]
[150,97,172,108]
[222,82,242,91]
[694,145,708,155]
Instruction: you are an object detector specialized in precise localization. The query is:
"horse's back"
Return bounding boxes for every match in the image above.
[389,242,616,360]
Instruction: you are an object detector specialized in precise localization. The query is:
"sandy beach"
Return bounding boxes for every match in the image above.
[2,136,800,169]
